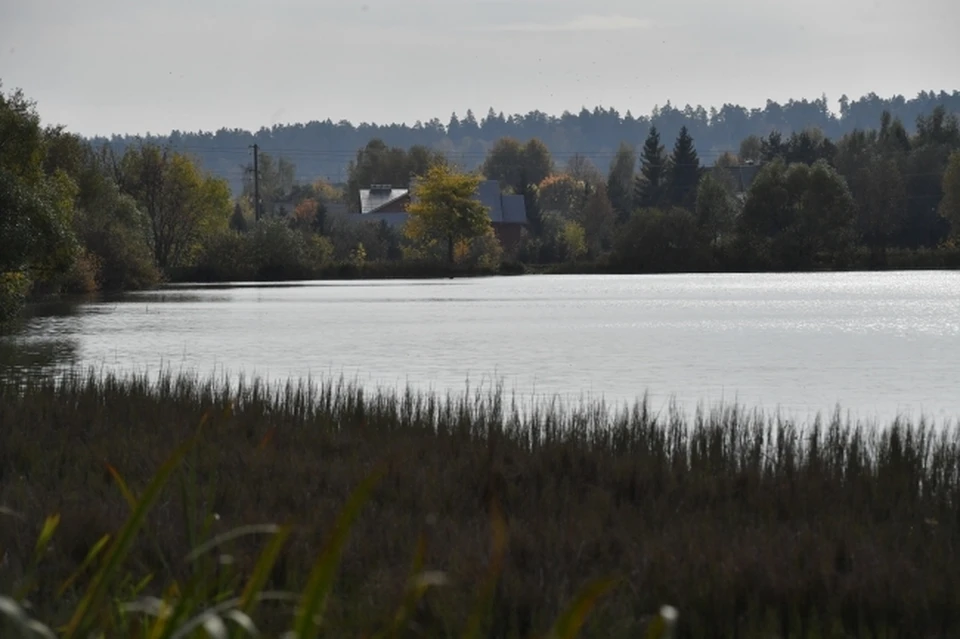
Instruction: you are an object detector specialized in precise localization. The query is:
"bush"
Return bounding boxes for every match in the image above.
[0,271,30,328]
[195,228,255,281]
[58,247,101,294]
[614,208,712,272]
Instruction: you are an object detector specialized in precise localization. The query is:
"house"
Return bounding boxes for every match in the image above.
[355,180,530,254]
[360,184,410,214]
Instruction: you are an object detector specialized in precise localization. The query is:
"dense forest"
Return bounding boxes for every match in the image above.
[89,91,960,194]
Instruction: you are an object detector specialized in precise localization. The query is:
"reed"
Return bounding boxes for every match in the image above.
[1,368,958,637]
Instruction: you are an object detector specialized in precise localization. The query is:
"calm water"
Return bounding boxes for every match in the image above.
[3,272,960,424]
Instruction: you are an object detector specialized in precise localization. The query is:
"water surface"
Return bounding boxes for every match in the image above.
[3,272,959,424]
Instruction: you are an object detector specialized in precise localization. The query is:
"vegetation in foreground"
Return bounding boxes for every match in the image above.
[1,371,959,638]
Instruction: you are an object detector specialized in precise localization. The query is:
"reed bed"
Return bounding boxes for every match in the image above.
[1,368,959,638]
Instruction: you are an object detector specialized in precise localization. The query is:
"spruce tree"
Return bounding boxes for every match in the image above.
[667,125,702,209]
[635,126,666,209]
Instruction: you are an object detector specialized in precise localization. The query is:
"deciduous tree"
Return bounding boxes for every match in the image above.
[940,151,960,240]
[0,83,78,323]
[537,174,586,219]
[695,172,738,249]
[482,137,553,194]
[405,164,492,264]
[578,183,616,257]
[606,142,635,221]
[740,159,856,268]
[565,153,603,185]
[560,220,587,262]
[118,144,232,269]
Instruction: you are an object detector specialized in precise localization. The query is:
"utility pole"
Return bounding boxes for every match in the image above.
[250,143,261,221]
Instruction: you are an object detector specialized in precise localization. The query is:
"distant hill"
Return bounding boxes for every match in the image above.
[89,90,960,195]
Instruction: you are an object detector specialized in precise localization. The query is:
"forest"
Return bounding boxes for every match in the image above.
[89,91,960,194]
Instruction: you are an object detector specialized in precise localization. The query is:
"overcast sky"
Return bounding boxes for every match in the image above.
[1,0,957,137]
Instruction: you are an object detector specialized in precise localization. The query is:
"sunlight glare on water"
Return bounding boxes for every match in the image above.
[3,271,959,425]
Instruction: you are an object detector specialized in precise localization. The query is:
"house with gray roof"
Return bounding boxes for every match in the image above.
[354,179,530,254]
[359,184,410,215]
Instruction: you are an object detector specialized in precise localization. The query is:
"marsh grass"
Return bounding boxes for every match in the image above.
[1,369,959,637]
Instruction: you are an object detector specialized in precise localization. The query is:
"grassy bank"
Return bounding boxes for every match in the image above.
[1,371,959,637]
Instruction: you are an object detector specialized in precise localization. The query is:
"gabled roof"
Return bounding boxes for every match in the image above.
[476,180,505,222]
[358,179,529,226]
[501,195,528,224]
[359,185,409,214]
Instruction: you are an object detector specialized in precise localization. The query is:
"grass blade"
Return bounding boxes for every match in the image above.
[292,466,385,639]
[56,533,111,597]
[185,525,283,563]
[33,515,60,560]
[239,524,293,616]
[201,613,228,639]
[224,609,259,637]
[547,577,619,639]
[62,436,196,639]
[105,463,137,510]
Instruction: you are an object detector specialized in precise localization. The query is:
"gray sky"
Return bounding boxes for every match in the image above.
[1,0,957,137]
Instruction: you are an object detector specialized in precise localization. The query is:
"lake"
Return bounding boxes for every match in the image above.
[2,271,959,425]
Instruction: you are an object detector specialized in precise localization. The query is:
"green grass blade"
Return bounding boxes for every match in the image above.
[56,533,111,597]
[33,514,60,560]
[105,463,137,510]
[292,466,385,639]
[547,577,619,639]
[62,436,196,639]
[239,524,293,616]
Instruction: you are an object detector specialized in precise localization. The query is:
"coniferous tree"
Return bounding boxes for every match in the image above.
[667,125,702,209]
[634,126,667,209]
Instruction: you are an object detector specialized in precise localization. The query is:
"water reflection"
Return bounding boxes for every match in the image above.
[0,335,80,377]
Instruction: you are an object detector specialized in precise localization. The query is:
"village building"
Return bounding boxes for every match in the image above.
[356,180,529,254]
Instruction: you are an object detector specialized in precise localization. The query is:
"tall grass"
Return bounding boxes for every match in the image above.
[1,369,959,637]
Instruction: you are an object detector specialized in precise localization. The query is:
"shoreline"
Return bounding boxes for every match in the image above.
[3,366,957,430]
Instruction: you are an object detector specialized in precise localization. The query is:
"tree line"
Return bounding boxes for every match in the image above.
[3,81,960,329]
[341,105,960,272]
[89,91,960,194]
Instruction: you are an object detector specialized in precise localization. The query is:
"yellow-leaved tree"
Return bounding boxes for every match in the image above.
[940,151,960,242]
[404,164,492,265]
